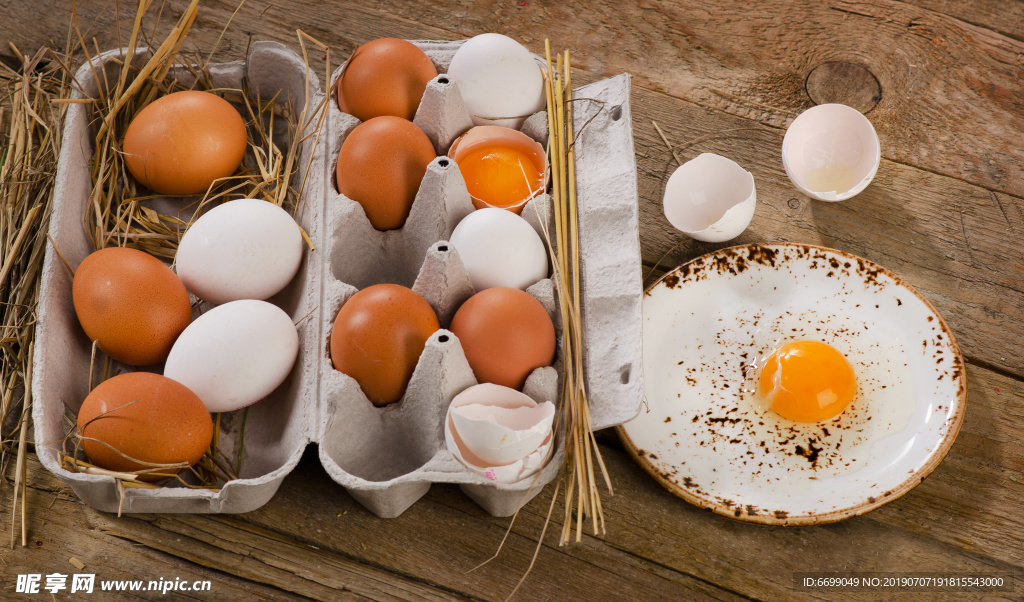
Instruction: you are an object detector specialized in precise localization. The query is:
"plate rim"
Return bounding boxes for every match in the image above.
[616,242,968,526]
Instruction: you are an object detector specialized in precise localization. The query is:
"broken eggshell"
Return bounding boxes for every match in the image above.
[663,153,756,243]
[445,383,555,484]
[782,103,881,202]
[447,125,547,214]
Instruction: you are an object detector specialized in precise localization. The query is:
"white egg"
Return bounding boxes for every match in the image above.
[164,300,298,413]
[447,33,545,130]
[445,383,554,484]
[176,198,304,305]
[663,153,756,242]
[782,103,881,202]
[450,208,549,291]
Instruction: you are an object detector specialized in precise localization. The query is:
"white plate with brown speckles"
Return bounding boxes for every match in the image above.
[618,243,967,525]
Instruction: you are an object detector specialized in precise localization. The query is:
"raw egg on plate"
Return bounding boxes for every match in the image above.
[758,340,857,423]
[618,244,967,524]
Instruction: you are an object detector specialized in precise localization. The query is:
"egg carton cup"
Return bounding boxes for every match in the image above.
[317,41,643,518]
[33,39,643,518]
[33,41,327,514]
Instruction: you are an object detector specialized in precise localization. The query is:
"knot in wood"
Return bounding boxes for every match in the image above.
[805,61,881,114]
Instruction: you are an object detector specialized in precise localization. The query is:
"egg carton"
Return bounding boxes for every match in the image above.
[33,42,325,514]
[32,39,643,517]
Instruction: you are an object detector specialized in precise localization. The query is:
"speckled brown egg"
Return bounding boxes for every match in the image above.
[450,287,556,390]
[77,372,212,481]
[72,247,192,366]
[123,90,247,195]
[335,116,436,230]
[330,284,440,405]
[336,38,438,121]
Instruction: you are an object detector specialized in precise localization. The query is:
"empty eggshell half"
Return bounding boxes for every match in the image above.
[782,103,881,202]
[663,153,756,243]
[445,383,555,483]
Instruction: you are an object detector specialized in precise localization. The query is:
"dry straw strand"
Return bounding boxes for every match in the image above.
[1,37,69,547]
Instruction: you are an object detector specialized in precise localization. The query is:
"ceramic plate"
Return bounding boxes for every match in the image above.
[618,243,966,525]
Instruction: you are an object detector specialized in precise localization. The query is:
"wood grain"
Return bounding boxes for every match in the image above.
[4,0,1023,378]
[4,0,1024,200]
[2,1,1023,600]
[630,83,1024,379]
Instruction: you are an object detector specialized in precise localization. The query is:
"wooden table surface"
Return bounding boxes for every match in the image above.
[3,1,1023,599]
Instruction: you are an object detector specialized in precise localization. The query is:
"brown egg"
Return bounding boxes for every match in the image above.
[330,284,440,405]
[77,372,212,481]
[335,116,436,230]
[73,247,192,366]
[123,90,247,195]
[450,287,556,390]
[336,38,438,121]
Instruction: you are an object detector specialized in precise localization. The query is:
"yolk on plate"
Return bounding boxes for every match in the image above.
[759,340,856,422]
[458,145,543,210]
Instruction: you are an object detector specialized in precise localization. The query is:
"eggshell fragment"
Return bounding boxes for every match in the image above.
[447,33,545,130]
[77,372,212,481]
[782,103,881,202]
[449,208,548,291]
[123,90,247,196]
[663,153,756,243]
[72,247,192,366]
[445,383,555,483]
[447,126,547,213]
[163,300,299,413]
[176,198,304,305]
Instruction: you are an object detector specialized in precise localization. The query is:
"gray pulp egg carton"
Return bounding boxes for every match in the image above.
[32,39,643,517]
[33,42,326,514]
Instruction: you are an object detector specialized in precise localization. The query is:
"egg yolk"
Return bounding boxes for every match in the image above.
[759,340,856,422]
[458,145,543,210]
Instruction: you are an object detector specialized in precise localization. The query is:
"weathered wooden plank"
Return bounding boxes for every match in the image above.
[5,0,1023,199]
[296,0,1024,199]
[238,449,748,602]
[903,0,1024,43]
[233,361,1023,601]
[0,465,308,600]
[7,0,1022,378]
[629,82,1024,378]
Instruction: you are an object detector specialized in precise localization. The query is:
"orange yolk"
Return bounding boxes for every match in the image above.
[457,145,543,210]
[759,340,856,422]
